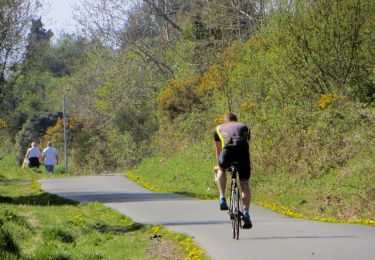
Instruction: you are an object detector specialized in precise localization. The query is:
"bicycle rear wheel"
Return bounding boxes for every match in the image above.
[230,183,241,240]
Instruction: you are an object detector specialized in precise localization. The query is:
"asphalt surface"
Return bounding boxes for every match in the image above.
[40,175,375,260]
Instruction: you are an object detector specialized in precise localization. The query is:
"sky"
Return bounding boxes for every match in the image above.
[40,0,78,36]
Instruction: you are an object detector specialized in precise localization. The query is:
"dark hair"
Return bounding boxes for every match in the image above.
[225,112,237,122]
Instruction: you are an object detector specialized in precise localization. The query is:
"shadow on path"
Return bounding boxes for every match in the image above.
[249,235,356,240]
[162,220,229,226]
[54,192,196,203]
[0,193,77,206]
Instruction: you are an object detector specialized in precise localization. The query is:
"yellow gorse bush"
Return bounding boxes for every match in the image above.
[240,102,257,112]
[318,93,344,110]
[197,68,221,93]
[157,76,200,105]
[214,115,224,125]
[0,118,9,129]
[40,117,91,147]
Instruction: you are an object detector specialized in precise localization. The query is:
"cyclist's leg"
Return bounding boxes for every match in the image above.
[217,167,227,198]
[239,180,251,211]
[217,148,232,197]
[237,148,251,210]
[238,150,252,229]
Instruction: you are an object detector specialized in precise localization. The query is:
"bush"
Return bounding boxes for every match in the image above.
[157,76,206,121]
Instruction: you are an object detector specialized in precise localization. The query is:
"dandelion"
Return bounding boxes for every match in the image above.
[188,248,205,260]
[151,225,163,233]
[257,200,375,227]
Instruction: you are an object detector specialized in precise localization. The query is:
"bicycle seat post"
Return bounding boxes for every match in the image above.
[231,162,239,179]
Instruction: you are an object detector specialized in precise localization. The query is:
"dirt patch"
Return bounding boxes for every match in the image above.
[145,236,184,260]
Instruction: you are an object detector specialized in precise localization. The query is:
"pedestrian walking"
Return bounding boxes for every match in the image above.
[42,142,58,174]
[24,142,41,168]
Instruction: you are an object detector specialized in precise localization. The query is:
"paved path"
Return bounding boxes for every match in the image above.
[40,175,375,260]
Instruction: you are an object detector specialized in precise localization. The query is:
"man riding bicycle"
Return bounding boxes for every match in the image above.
[214,112,252,229]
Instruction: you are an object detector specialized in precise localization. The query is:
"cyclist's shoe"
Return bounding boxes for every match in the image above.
[242,212,253,229]
[219,198,229,210]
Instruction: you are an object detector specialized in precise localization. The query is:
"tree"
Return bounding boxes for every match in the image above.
[74,0,187,78]
[47,34,91,77]
[274,0,375,100]
[0,0,39,115]
[23,17,53,73]
[191,0,267,43]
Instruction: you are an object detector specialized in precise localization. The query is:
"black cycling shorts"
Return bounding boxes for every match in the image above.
[218,146,251,181]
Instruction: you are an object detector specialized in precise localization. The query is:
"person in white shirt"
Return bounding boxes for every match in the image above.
[24,142,41,168]
[42,142,58,173]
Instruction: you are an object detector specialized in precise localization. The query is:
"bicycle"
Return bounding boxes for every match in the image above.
[228,162,244,240]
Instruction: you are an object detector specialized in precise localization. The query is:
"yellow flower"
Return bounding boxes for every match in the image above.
[317,93,344,110]
[151,225,163,233]
[240,102,257,112]
[214,116,224,125]
[283,106,291,115]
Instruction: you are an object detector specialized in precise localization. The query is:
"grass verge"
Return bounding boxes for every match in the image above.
[128,142,375,227]
[0,156,208,259]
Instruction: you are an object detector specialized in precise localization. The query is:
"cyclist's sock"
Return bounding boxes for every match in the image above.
[220,195,225,200]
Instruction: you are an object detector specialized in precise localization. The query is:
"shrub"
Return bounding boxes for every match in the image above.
[157,76,205,120]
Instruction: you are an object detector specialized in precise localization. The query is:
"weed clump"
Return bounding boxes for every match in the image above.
[0,225,20,257]
[44,226,75,244]
[32,245,74,260]
[0,210,30,229]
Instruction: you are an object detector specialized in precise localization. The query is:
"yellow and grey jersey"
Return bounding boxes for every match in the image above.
[214,122,250,148]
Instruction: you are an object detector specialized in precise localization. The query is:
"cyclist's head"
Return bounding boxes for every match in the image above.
[224,112,237,122]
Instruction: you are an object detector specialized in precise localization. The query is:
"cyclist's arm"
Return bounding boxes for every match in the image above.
[215,141,222,159]
[214,127,223,163]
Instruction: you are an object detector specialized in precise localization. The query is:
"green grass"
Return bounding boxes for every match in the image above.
[131,141,375,224]
[0,156,206,259]
[129,141,217,199]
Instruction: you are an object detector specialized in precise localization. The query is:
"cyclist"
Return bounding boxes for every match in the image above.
[214,112,252,229]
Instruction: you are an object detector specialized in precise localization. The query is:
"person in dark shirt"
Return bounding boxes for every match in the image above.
[214,112,252,229]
